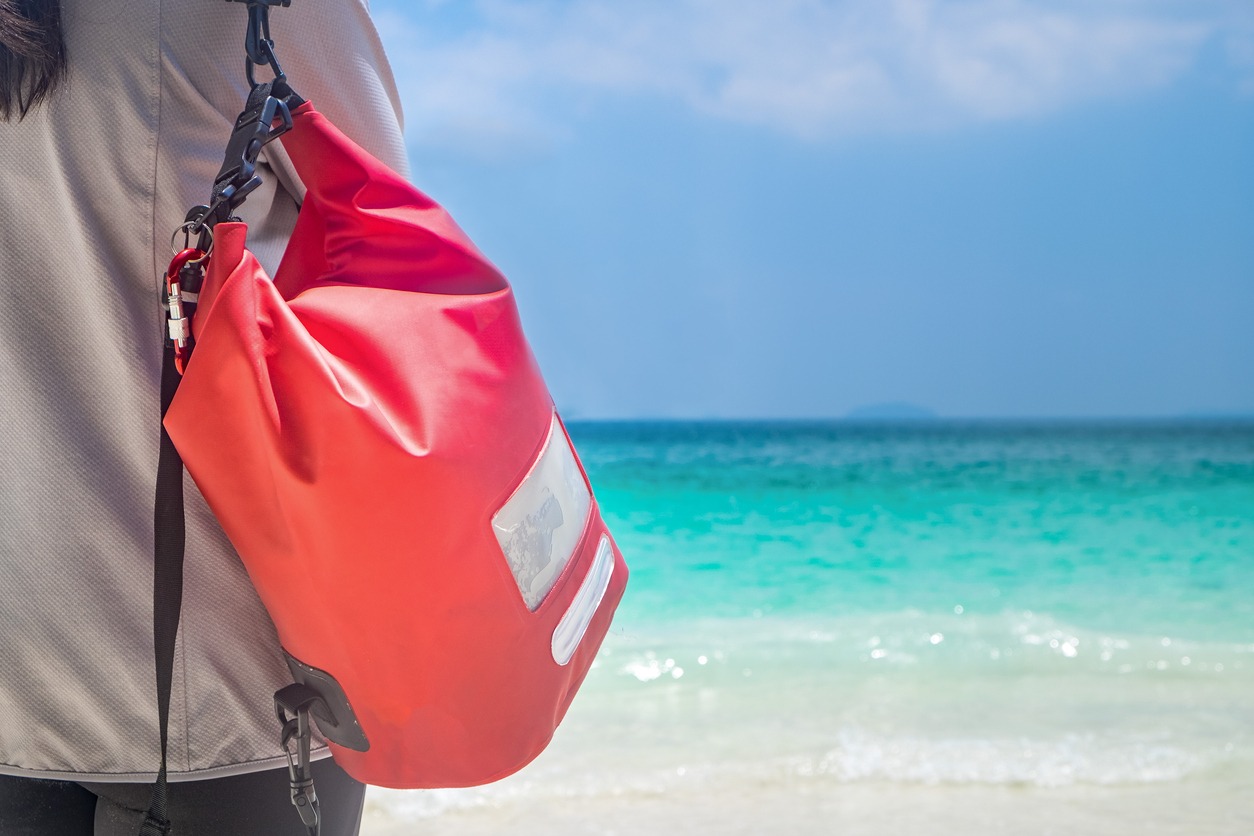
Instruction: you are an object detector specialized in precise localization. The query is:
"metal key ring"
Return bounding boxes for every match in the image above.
[169,221,214,262]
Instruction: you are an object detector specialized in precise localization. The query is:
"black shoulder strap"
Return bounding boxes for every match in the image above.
[139,341,188,836]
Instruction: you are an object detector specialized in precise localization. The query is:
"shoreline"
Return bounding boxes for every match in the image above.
[363,770,1254,835]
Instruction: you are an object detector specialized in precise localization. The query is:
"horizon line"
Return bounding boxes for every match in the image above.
[559,413,1254,424]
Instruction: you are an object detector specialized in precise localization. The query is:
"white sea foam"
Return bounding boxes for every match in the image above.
[365,728,1236,826]
[605,610,1254,682]
[364,609,1254,827]
[798,729,1208,787]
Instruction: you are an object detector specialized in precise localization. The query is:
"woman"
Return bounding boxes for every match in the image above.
[0,1,409,832]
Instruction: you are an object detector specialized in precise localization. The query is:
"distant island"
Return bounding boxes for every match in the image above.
[1177,410,1254,421]
[844,402,938,421]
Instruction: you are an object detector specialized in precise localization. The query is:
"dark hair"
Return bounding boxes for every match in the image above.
[0,0,66,121]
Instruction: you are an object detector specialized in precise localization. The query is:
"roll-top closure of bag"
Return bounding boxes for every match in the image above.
[276,102,507,298]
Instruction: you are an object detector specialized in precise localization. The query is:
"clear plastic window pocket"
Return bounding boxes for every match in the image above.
[492,415,593,612]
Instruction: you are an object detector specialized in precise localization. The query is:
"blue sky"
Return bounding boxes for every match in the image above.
[369,0,1253,419]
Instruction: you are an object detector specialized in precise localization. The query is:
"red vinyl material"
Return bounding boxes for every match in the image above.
[164,102,627,788]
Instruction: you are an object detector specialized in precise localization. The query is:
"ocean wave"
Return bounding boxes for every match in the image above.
[796,729,1211,787]
[363,729,1244,823]
[362,609,1254,823]
[605,609,1254,682]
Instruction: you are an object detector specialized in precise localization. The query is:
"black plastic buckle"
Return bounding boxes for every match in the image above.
[275,683,324,836]
[194,84,293,229]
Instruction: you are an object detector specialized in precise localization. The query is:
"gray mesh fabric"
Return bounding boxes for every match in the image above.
[0,0,407,781]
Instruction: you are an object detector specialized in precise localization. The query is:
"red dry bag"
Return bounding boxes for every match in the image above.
[163,101,627,788]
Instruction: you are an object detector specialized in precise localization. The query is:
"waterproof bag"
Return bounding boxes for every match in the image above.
[163,100,628,788]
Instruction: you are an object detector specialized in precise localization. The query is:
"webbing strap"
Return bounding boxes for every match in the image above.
[140,341,188,836]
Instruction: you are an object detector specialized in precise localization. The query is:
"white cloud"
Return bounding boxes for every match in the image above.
[375,0,1243,154]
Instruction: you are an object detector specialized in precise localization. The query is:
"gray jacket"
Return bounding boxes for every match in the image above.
[0,0,407,781]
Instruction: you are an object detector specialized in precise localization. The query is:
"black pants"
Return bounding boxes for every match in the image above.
[0,759,365,835]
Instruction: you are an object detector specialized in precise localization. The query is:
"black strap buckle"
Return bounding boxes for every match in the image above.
[275,683,324,836]
[191,84,294,230]
[184,1,302,233]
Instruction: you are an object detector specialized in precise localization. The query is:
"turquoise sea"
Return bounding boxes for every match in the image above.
[366,421,1254,835]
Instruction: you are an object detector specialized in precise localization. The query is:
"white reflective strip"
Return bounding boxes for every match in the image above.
[552,535,615,666]
[492,415,593,611]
